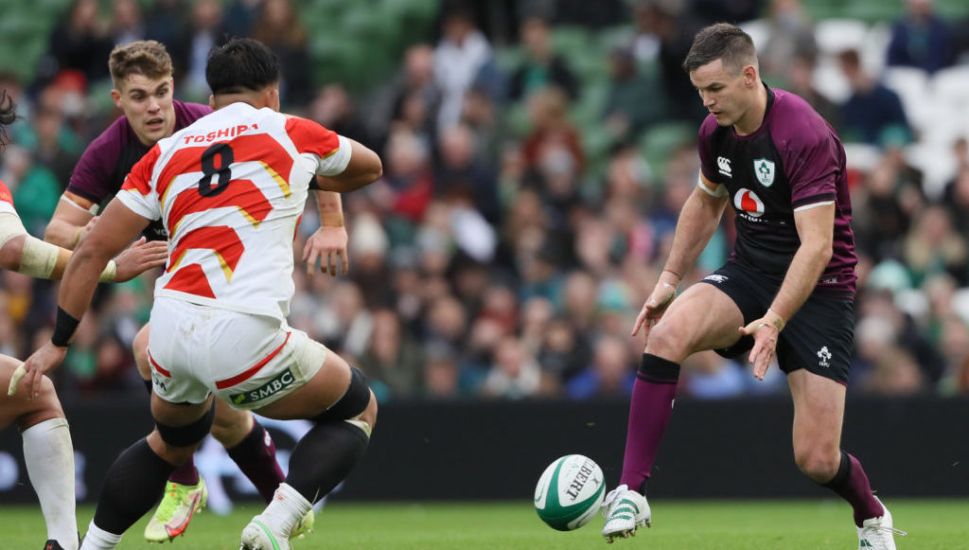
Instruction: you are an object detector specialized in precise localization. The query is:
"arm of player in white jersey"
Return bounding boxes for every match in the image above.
[50,199,155,322]
[303,190,350,276]
[313,137,383,193]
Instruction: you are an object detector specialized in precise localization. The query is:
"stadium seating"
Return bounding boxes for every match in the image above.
[814,18,869,55]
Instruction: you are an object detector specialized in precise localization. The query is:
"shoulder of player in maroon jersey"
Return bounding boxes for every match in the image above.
[770,89,835,148]
[175,100,214,120]
[697,113,719,140]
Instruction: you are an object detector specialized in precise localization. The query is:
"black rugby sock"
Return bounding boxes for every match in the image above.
[285,420,369,503]
[93,439,175,534]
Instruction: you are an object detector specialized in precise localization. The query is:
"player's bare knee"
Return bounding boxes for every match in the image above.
[210,407,252,447]
[645,321,690,360]
[794,448,840,481]
[16,375,64,430]
[29,375,61,414]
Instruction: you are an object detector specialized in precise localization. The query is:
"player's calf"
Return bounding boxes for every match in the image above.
[82,402,215,550]
[22,415,78,550]
[2,359,78,550]
[211,400,286,504]
[243,367,376,545]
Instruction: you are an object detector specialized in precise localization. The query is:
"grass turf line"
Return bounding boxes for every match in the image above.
[3,499,967,549]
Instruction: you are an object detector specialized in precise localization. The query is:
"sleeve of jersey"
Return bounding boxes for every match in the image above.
[784,130,839,212]
[285,117,352,176]
[696,118,726,197]
[0,179,16,215]
[116,145,162,220]
[67,136,117,203]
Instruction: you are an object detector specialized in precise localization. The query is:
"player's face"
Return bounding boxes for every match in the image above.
[112,74,176,146]
[689,59,754,127]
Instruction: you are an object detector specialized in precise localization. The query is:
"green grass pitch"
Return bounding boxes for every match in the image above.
[4,499,968,549]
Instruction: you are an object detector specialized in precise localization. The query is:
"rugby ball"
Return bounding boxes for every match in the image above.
[534,454,606,531]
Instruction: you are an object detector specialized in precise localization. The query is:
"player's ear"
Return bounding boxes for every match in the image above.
[208,94,216,109]
[743,64,757,87]
[110,88,122,109]
[267,86,280,111]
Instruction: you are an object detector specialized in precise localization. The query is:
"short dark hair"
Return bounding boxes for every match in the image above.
[0,89,16,147]
[206,38,280,96]
[682,23,757,74]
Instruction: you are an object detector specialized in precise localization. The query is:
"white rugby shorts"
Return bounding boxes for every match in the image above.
[146,297,326,409]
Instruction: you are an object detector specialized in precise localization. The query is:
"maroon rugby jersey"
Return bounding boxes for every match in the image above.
[698,86,857,297]
[67,100,212,240]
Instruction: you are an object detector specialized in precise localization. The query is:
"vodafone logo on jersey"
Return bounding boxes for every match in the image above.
[733,188,765,217]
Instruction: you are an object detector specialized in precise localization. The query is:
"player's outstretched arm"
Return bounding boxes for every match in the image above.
[43,191,98,249]
[664,175,730,278]
[14,200,152,399]
[303,190,349,276]
[632,176,728,338]
[314,138,382,193]
[0,212,165,282]
[741,203,835,379]
[56,199,153,316]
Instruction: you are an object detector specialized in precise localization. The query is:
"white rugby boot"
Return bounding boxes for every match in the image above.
[601,484,651,543]
[240,516,290,550]
[857,497,906,550]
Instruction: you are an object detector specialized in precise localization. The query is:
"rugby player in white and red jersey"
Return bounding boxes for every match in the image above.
[0,90,168,550]
[17,38,382,550]
[43,40,348,543]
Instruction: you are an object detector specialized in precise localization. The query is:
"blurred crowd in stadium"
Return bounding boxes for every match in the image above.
[1,0,969,402]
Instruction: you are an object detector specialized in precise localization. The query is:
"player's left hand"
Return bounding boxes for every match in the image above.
[739,310,785,380]
[114,237,168,281]
[9,341,68,399]
[303,225,349,276]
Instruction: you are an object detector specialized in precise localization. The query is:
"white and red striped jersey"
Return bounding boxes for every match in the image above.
[0,179,16,215]
[117,102,351,320]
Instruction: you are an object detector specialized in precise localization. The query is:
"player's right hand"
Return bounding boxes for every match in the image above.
[303,226,349,277]
[13,341,67,399]
[114,237,168,281]
[631,278,679,338]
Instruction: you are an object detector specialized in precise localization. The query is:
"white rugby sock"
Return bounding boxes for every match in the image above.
[257,483,311,537]
[79,521,122,550]
[22,417,78,549]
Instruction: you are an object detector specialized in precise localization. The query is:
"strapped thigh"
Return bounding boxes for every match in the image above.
[313,367,370,423]
[156,402,216,447]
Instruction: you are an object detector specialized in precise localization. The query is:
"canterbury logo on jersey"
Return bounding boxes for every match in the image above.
[717,156,732,177]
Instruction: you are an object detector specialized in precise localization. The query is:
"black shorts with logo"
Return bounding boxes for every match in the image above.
[698,261,854,384]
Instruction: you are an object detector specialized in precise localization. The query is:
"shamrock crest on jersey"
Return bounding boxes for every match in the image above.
[753,158,775,187]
